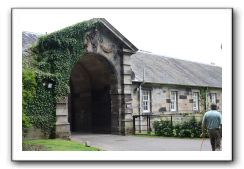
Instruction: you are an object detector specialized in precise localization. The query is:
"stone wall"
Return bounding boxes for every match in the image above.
[131,83,222,115]
[23,128,48,140]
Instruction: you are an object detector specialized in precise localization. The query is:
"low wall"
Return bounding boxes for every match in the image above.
[23,127,48,140]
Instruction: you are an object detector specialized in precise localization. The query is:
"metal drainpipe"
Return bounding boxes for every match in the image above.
[139,84,142,133]
[205,87,208,111]
[138,68,145,133]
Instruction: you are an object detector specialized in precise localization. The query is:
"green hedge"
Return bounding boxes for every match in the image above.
[153,117,208,138]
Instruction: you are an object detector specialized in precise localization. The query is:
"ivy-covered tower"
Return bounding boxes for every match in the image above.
[29,18,138,139]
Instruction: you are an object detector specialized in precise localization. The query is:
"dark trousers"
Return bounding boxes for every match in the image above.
[208,128,222,151]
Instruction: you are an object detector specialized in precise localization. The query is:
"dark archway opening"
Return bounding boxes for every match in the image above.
[69,53,118,134]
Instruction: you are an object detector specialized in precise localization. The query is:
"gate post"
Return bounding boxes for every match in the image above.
[55,97,71,139]
[121,48,135,135]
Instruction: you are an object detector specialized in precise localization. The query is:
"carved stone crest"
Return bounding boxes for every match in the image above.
[84,28,113,54]
[100,42,113,53]
[84,28,99,52]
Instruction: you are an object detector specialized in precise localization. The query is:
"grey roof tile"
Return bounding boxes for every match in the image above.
[131,52,222,88]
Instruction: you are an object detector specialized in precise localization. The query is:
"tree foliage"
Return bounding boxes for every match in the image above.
[22,67,36,129]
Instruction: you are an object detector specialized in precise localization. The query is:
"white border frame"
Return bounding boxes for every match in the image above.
[12,8,232,161]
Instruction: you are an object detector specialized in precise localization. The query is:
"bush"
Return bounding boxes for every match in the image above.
[172,124,180,137]
[153,116,208,138]
[179,129,191,138]
[153,120,173,137]
[22,113,32,129]
[162,127,173,137]
[22,67,37,129]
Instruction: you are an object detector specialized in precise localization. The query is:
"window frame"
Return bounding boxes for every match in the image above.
[170,91,178,112]
[192,92,199,111]
[142,89,151,113]
[210,93,217,104]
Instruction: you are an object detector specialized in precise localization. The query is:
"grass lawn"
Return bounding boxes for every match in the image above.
[23,139,100,151]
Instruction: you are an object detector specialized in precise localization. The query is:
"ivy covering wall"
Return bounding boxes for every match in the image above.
[23,19,101,136]
[199,87,208,113]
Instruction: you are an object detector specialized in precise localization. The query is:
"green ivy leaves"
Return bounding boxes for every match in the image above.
[23,19,100,137]
[22,67,37,129]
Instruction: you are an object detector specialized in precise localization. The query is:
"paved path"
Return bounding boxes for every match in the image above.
[71,133,213,151]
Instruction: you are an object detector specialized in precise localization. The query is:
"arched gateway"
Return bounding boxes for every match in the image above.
[55,19,138,138]
[69,53,118,133]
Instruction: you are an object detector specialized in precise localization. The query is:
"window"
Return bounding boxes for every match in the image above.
[170,91,177,111]
[193,92,199,111]
[142,90,150,113]
[210,93,217,104]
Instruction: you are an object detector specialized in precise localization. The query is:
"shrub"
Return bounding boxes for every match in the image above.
[22,67,36,129]
[172,124,180,137]
[179,129,191,138]
[153,120,173,137]
[162,127,173,137]
[153,116,208,138]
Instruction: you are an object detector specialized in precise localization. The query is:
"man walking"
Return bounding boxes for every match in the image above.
[200,103,222,151]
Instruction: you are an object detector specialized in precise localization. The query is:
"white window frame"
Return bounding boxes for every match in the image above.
[192,92,199,111]
[210,93,217,104]
[170,91,177,112]
[142,90,150,113]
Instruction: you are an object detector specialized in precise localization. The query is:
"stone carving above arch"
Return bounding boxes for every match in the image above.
[84,28,114,54]
[100,42,113,53]
[84,28,99,53]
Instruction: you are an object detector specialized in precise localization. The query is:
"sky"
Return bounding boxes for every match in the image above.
[16,9,232,67]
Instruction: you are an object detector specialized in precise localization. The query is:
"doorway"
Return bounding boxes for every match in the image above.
[69,53,118,134]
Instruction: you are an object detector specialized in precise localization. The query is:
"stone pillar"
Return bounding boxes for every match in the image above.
[55,97,71,139]
[121,48,134,135]
[110,93,122,134]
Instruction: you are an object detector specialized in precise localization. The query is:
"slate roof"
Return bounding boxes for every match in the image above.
[131,51,222,88]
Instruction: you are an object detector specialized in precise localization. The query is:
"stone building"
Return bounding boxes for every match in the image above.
[131,52,222,116]
[23,18,222,138]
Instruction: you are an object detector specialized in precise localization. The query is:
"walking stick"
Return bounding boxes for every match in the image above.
[200,138,205,151]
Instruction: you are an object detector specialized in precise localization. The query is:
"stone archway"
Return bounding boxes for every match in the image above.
[69,53,119,134]
[55,19,137,139]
